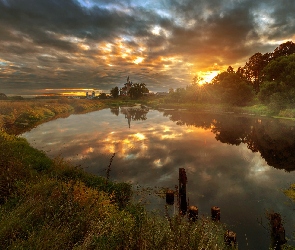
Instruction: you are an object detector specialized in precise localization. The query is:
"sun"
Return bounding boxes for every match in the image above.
[133,57,144,64]
[199,70,219,84]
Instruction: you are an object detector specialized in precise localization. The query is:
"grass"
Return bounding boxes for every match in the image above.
[1,97,294,136]
[284,184,295,202]
[0,128,235,249]
[0,98,105,134]
[2,97,294,249]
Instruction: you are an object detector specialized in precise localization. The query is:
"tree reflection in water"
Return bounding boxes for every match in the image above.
[112,107,148,128]
[161,110,295,172]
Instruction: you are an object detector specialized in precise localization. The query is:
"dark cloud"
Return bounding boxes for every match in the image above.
[0,0,294,95]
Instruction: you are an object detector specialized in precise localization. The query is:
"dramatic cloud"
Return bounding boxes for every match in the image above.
[0,0,295,95]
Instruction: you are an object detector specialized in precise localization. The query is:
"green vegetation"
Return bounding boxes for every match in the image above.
[147,41,295,119]
[0,129,233,249]
[284,184,295,203]
[0,100,234,249]
[0,98,105,134]
[2,41,295,248]
[110,86,119,98]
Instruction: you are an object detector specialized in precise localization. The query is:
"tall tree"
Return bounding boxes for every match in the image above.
[272,41,295,59]
[262,54,295,86]
[128,83,149,99]
[211,71,254,106]
[244,52,269,92]
[110,86,119,98]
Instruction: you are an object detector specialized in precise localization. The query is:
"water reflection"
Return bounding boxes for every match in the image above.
[161,110,295,171]
[117,106,149,128]
[21,108,295,249]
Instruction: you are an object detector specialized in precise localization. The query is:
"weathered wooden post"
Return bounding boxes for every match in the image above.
[269,212,287,247]
[188,206,198,222]
[211,206,221,221]
[166,190,174,205]
[224,230,237,247]
[179,168,187,215]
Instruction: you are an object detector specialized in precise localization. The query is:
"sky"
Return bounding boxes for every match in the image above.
[1,0,295,96]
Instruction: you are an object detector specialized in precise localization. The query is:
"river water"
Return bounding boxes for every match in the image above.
[21,107,295,249]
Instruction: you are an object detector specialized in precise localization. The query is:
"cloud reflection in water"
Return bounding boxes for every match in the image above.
[22,108,295,249]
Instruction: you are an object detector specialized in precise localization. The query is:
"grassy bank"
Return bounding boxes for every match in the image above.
[1,97,294,136]
[0,98,106,134]
[0,99,234,249]
[0,130,232,249]
[143,96,295,119]
[1,98,294,249]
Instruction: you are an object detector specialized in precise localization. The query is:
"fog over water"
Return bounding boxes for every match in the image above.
[22,108,295,249]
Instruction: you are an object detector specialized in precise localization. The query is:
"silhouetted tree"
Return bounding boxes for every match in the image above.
[211,71,254,106]
[244,52,270,92]
[128,83,149,99]
[110,86,119,98]
[262,54,295,86]
[99,93,107,99]
[272,41,295,59]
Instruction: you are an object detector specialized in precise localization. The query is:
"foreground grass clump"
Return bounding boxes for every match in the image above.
[0,130,231,249]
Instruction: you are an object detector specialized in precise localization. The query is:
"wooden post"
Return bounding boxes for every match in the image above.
[211,206,221,221]
[224,230,237,247]
[179,168,187,215]
[269,213,287,246]
[166,190,174,205]
[188,206,198,222]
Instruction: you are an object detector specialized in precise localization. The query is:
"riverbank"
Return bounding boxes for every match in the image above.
[1,98,294,135]
[144,98,295,120]
[1,98,294,248]
[0,99,233,249]
[0,98,107,134]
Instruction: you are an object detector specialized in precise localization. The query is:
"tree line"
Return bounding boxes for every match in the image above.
[110,79,149,99]
[167,41,295,109]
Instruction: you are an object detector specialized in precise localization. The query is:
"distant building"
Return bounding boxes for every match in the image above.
[86,90,96,99]
[120,76,132,96]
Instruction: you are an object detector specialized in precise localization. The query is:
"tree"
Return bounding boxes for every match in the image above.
[243,52,270,92]
[98,93,107,99]
[110,86,119,98]
[272,41,295,59]
[227,66,234,74]
[259,54,295,108]
[192,75,203,85]
[128,83,149,99]
[258,81,283,104]
[262,54,295,86]
[211,71,254,106]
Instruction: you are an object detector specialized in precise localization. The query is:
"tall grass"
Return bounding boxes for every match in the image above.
[0,99,105,134]
[0,128,234,249]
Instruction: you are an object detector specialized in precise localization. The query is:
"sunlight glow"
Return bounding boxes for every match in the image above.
[151,25,161,35]
[133,57,144,64]
[79,43,90,50]
[199,70,219,84]
[134,133,146,141]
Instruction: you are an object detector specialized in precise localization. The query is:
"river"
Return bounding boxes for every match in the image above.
[21,107,295,249]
